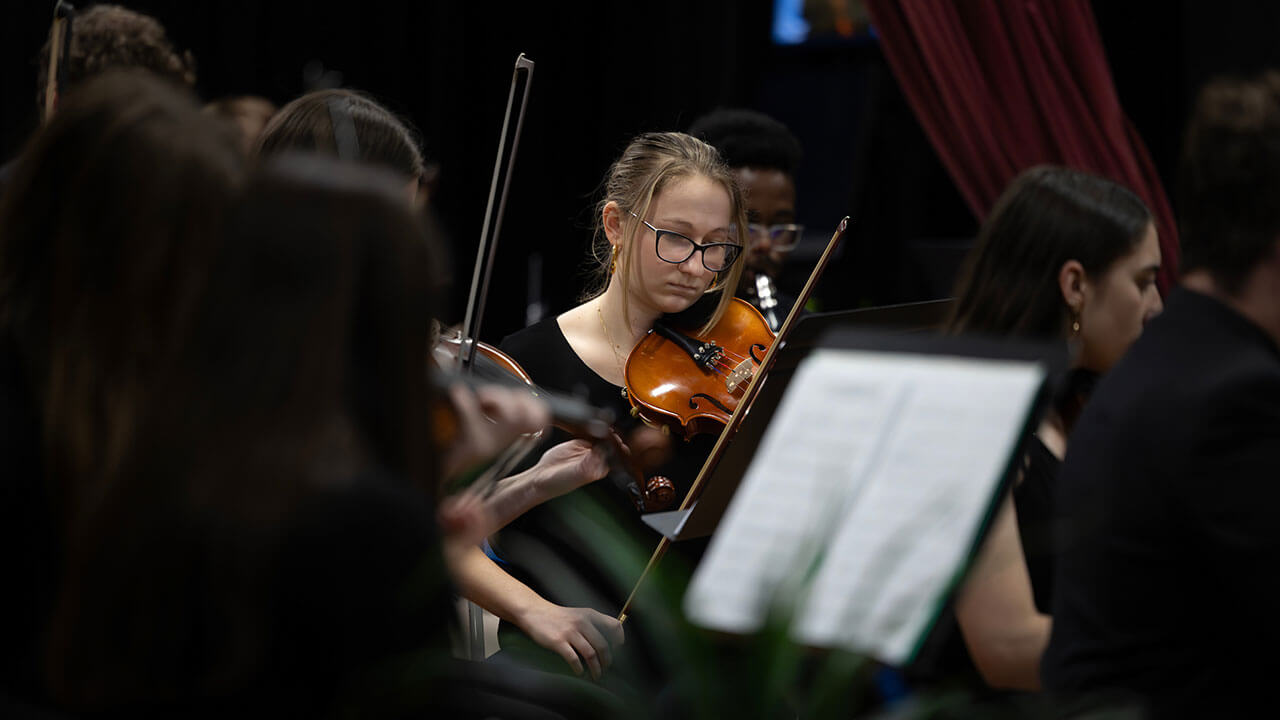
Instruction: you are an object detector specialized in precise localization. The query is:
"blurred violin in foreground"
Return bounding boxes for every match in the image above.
[432,328,676,512]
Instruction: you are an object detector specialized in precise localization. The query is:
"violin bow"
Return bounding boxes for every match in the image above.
[43,1,75,122]
[435,54,538,508]
[448,56,533,664]
[618,216,850,623]
[446,55,665,515]
[457,53,535,372]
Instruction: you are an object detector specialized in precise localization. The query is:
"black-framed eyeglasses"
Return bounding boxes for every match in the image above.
[746,223,805,251]
[630,211,741,272]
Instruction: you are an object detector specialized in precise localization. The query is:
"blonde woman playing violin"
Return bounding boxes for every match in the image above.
[479,132,748,682]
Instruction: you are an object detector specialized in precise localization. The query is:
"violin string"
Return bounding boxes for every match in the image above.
[709,355,753,373]
[704,362,755,389]
[716,348,752,364]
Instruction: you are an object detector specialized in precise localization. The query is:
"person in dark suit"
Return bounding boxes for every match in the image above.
[1042,71,1280,718]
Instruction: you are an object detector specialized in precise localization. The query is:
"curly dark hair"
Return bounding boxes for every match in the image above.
[36,4,195,115]
[687,108,802,177]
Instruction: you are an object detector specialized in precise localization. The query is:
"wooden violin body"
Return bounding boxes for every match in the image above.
[624,298,776,439]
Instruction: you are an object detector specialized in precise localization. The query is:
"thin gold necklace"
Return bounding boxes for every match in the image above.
[596,302,630,398]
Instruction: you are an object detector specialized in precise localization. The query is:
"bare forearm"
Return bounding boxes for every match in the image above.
[483,467,547,533]
[446,545,625,678]
[958,605,1050,690]
[955,493,1050,690]
[482,439,607,532]
[447,543,547,626]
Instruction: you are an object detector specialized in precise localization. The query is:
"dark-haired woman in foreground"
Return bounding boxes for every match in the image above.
[945,165,1163,690]
[43,157,446,712]
[44,155,620,717]
[0,70,243,707]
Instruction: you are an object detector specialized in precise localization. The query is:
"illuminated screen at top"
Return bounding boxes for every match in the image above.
[774,0,876,45]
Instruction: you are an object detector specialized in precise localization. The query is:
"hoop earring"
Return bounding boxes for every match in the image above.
[609,244,619,275]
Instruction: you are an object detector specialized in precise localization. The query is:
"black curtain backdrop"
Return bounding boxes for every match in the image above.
[0,0,773,342]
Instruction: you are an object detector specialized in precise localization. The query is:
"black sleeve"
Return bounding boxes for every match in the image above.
[271,474,454,689]
[1180,371,1280,628]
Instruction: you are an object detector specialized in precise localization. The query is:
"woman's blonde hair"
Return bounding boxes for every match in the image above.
[586,132,747,333]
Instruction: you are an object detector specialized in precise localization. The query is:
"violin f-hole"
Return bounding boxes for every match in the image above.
[689,393,733,415]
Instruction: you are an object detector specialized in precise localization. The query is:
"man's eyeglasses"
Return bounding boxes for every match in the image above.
[746,223,804,252]
[630,212,741,272]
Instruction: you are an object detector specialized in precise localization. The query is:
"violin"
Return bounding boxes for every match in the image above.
[433,329,676,513]
[624,298,775,439]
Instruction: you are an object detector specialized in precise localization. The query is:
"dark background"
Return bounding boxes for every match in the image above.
[3,1,1279,343]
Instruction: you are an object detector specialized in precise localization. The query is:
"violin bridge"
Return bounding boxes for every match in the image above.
[725,358,753,392]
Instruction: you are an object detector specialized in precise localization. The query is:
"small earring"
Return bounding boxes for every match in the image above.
[1071,315,1081,335]
[608,244,619,275]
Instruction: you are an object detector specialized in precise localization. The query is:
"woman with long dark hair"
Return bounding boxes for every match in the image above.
[44,156,470,713]
[945,165,1163,690]
[0,70,243,706]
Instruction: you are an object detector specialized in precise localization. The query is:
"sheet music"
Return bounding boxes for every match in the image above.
[683,349,1044,666]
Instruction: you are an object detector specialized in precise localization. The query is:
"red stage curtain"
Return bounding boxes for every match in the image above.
[864,0,1178,291]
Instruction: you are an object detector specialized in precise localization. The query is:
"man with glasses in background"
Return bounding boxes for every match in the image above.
[689,108,804,330]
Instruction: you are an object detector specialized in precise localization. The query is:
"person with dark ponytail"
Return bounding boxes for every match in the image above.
[256,88,432,206]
